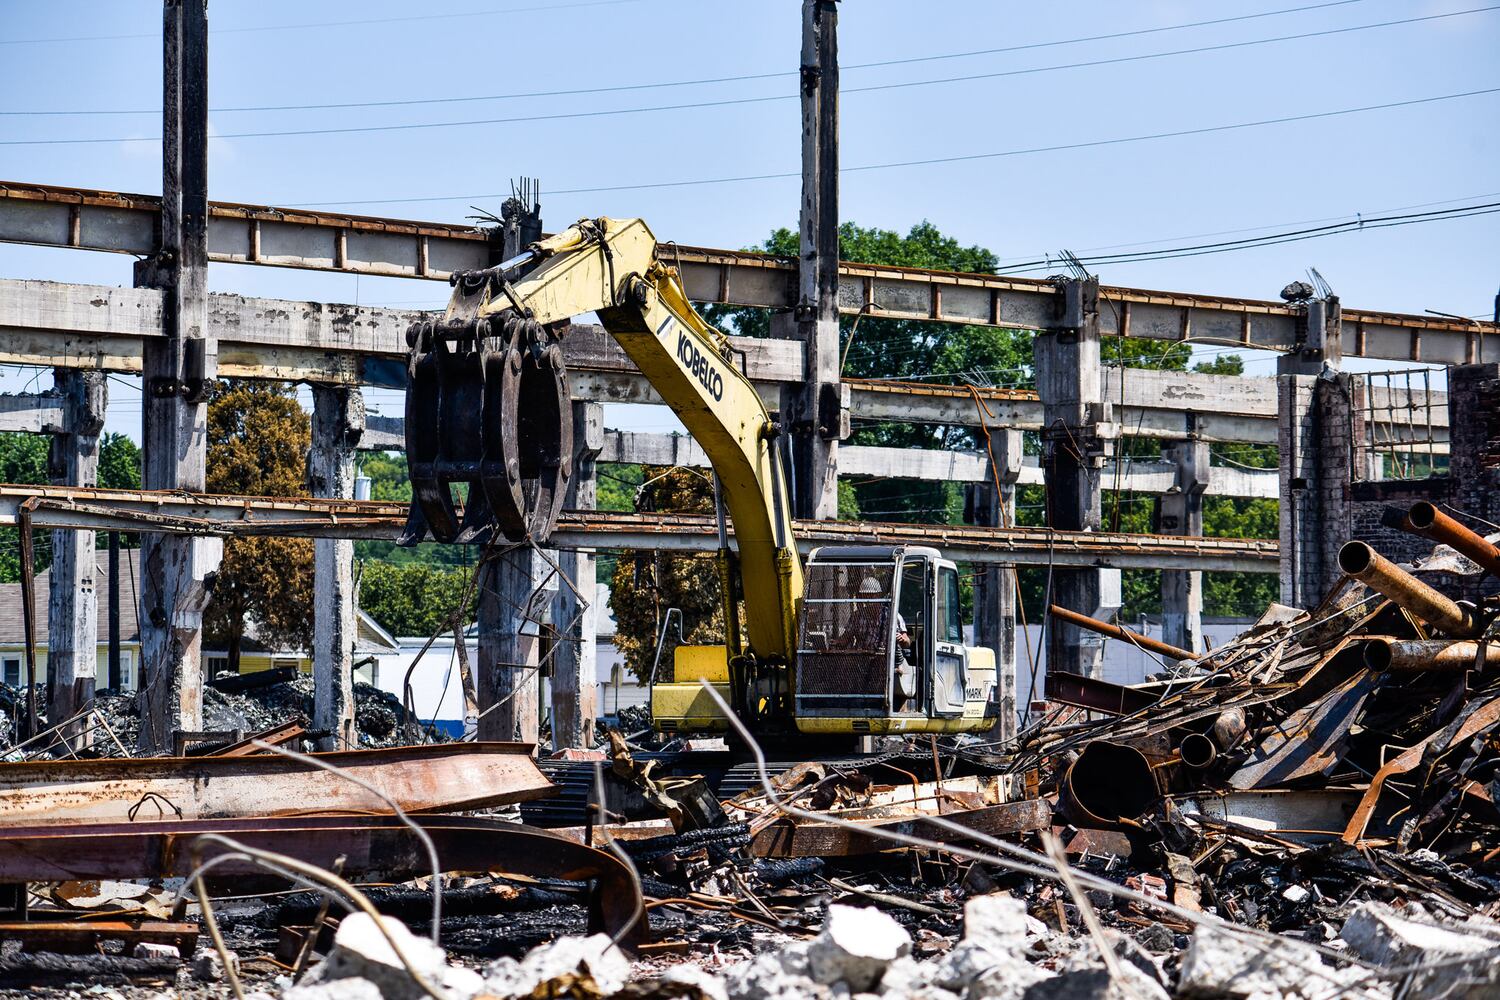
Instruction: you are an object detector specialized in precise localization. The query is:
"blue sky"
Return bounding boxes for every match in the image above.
[1,0,1496,440]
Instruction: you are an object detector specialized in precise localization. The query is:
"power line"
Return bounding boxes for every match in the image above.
[5,7,1494,143]
[840,6,1500,99]
[1002,201,1500,272]
[0,0,1378,115]
[0,0,645,46]
[993,189,1500,268]
[279,85,1500,207]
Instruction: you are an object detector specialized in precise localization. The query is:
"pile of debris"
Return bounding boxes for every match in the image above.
[1,674,427,758]
[0,502,1497,999]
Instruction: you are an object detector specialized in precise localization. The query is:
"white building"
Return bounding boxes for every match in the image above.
[373,582,645,734]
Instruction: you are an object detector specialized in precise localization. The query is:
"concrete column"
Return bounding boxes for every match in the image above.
[477,547,552,745]
[1276,296,1362,609]
[965,428,1022,741]
[46,369,106,739]
[309,385,363,751]
[136,0,219,752]
[551,401,602,750]
[1037,277,1113,678]
[1160,437,1210,654]
[790,0,845,521]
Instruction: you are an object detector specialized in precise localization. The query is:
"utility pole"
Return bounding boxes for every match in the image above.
[135,0,221,752]
[784,0,846,520]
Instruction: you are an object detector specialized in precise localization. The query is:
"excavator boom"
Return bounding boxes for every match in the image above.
[403,218,802,667]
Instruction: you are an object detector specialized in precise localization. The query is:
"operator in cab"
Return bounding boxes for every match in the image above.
[838,576,913,660]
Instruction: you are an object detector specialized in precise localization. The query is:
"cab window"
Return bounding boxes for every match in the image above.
[938,566,963,643]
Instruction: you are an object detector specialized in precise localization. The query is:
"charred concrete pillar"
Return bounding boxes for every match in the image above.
[1037,277,1114,677]
[476,185,551,748]
[136,0,221,752]
[551,401,602,750]
[965,428,1022,740]
[47,369,106,742]
[1277,295,1365,608]
[788,0,845,521]
[1160,437,1210,654]
[309,385,363,751]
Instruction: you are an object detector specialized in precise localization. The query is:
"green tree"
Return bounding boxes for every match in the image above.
[0,433,49,583]
[351,450,471,567]
[705,221,1032,524]
[202,381,315,671]
[608,466,728,683]
[97,433,141,489]
[357,561,477,637]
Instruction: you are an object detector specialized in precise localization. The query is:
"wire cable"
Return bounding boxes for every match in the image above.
[0,0,1373,100]
[275,86,1500,206]
[6,9,1495,141]
[0,0,646,46]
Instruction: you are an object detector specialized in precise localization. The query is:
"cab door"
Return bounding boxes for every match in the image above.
[930,563,968,717]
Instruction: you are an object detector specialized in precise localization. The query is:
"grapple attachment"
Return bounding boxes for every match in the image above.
[401,311,572,545]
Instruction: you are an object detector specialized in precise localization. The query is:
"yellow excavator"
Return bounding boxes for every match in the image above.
[403,217,998,749]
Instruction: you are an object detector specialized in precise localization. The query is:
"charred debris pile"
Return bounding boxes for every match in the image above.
[0,503,1498,999]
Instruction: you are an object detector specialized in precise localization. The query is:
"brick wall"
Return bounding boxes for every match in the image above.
[1347,363,1499,600]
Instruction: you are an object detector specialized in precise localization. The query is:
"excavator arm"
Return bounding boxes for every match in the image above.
[405,217,802,668]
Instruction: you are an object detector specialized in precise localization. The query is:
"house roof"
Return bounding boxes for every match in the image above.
[356,610,400,654]
[0,548,141,646]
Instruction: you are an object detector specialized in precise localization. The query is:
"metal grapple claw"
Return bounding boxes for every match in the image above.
[401,311,572,546]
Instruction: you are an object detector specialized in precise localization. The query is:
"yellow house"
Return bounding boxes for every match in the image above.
[0,551,394,691]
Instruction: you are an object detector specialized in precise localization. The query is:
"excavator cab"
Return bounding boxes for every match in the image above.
[792,546,998,735]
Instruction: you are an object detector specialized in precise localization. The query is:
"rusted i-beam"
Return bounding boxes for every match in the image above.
[1048,604,1197,662]
[1336,541,1476,635]
[1395,502,1500,578]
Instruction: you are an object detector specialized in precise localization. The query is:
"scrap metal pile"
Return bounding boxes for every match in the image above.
[1,501,1499,999]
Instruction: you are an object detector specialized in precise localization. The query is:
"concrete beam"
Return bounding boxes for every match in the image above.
[2,180,1492,364]
[0,280,1449,446]
[0,392,64,433]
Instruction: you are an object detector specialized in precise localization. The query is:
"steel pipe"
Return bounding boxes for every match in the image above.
[1336,541,1476,635]
[1048,604,1197,662]
[1178,733,1218,769]
[1057,741,1160,829]
[1400,502,1500,578]
[1363,638,1500,672]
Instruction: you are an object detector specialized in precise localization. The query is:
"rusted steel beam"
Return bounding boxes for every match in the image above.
[1363,638,1500,672]
[1343,693,1500,844]
[0,743,554,825]
[0,922,198,956]
[1336,541,1477,635]
[1394,501,1500,578]
[750,798,1051,857]
[205,719,307,757]
[1043,672,1161,716]
[0,484,1278,571]
[1048,604,1198,661]
[0,815,646,948]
